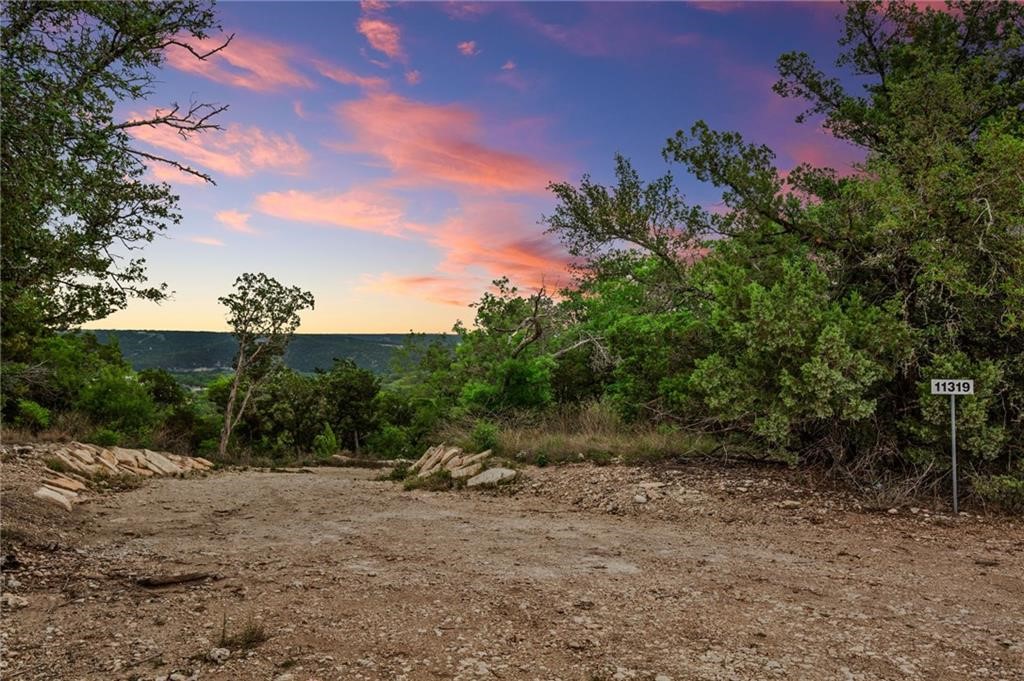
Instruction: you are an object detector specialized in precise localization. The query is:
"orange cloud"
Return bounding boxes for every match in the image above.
[334,93,559,194]
[358,17,404,61]
[188,236,224,246]
[362,273,478,307]
[314,60,389,90]
[429,201,572,290]
[404,69,422,85]
[215,210,256,234]
[360,0,389,12]
[254,188,406,235]
[166,35,314,91]
[457,40,480,56]
[131,119,311,178]
[501,59,516,70]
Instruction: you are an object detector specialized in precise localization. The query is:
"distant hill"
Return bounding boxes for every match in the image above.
[89,330,456,375]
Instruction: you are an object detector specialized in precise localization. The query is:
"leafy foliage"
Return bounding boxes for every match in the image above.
[0,1,229,356]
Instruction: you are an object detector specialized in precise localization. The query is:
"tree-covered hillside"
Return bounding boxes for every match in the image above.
[89,330,457,375]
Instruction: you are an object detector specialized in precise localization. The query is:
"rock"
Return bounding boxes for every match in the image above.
[1,593,28,609]
[274,674,295,681]
[655,675,672,681]
[208,647,230,664]
[437,446,464,468]
[44,475,87,492]
[142,449,182,476]
[466,467,517,487]
[633,493,649,504]
[450,463,483,479]
[34,486,73,511]
[887,508,899,515]
[779,500,802,510]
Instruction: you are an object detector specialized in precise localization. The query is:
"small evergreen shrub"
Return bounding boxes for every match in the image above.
[88,427,121,447]
[470,419,499,452]
[312,424,338,459]
[15,399,50,433]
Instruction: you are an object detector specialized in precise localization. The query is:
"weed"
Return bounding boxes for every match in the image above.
[219,614,269,651]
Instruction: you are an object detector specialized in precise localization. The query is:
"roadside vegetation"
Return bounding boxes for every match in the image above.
[2,1,1021,509]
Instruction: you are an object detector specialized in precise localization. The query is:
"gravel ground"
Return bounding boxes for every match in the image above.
[1,462,1022,681]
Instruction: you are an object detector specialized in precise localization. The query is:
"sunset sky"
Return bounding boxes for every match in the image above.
[87,0,879,334]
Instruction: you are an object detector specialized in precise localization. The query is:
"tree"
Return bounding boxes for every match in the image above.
[0,1,232,359]
[217,273,314,458]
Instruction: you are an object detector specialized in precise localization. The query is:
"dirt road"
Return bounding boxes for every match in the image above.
[2,465,1022,680]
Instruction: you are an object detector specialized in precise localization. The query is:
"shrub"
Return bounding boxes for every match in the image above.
[312,424,338,459]
[367,424,412,459]
[470,419,499,452]
[15,399,50,433]
[88,427,121,447]
[76,365,157,436]
[973,474,1024,513]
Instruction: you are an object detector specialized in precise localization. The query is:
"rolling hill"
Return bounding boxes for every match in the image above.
[89,330,456,375]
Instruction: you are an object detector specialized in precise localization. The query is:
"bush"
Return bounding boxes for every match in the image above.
[76,365,157,436]
[15,399,50,432]
[470,419,499,452]
[87,427,121,447]
[312,424,338,459]
[367,424,412,459]
[973,474,1024,513]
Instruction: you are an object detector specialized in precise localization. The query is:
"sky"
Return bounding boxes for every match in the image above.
[87,0,884,334]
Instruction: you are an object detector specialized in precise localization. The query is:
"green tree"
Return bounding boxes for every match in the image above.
[0,1,231,359]
[217,273,314,458]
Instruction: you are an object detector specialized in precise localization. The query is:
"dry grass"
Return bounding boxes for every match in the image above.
[437,401,719,466]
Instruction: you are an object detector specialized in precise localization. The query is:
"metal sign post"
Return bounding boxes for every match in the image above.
[930,379,974,515]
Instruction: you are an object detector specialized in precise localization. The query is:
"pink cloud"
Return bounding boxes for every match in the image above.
[510,4,703,58]
[333,93,560,194]
[188,236,224,247]
[501,60,516,70]
[687,1,743,14]
[150,163,207,186]
[165,35,314,92]
[215,210,257,234]
[441,2,491,20]
[314,60,389,90]
[457,40,480,56]
[254,188,406,235]
[358,17,405,61]
[405,69,422,85]
[360,0,389,12]
[130,118,311,178]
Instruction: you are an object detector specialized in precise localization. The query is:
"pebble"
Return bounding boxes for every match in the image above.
[208,647,230,664]
[1,593,28,609]
[779,500,802,509]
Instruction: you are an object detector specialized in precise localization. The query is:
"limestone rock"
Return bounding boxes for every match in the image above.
[466,467,517,487]
[44,475,86,492]
[34,486,73,511]
[450,463,483,479]
[208,647,230,664]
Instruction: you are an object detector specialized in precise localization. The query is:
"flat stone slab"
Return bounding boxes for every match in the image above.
[466,467,517,487]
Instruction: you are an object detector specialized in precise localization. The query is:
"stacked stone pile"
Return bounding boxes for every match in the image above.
[410,444,492,479]
[409,444,517,487]
[3,442,214,512]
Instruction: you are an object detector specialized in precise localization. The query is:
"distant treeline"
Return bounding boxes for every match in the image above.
[88,330,457,375]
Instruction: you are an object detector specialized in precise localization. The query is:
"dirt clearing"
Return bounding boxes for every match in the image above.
[2,464,1022,680]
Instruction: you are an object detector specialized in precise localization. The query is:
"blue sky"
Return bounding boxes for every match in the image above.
[88,1,876,333]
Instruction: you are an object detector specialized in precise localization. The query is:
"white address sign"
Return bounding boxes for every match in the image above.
[931,379,974,395]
